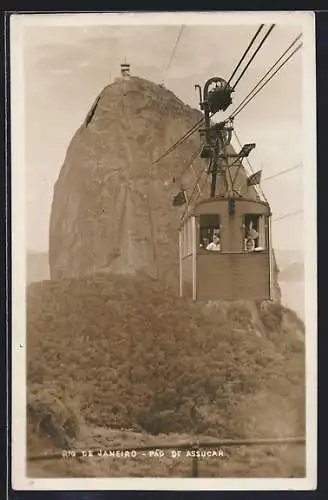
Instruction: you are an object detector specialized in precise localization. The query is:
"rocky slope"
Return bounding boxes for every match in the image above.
[27,273,304,476]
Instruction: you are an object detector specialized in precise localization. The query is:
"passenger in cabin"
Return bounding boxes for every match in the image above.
[248,227,259,240]
[200,237,209,249]
[245,238,255,252]
[206,234,221,251]
[244,221,259,252]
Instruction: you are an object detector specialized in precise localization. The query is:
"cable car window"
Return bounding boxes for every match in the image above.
[243,214,266,252]
[199,214,221,251]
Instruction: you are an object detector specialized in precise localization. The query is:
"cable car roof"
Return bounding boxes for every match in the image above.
[180,195,271,226]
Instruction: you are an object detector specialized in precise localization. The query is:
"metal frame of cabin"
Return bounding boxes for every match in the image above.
[179,195,274,301]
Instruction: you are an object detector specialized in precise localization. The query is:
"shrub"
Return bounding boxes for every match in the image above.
[27,273,305,443]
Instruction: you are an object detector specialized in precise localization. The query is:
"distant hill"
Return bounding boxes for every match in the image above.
[274,249,303,273]
[274,250,304,320]
[26,251,49,284]
[279,262,304,282]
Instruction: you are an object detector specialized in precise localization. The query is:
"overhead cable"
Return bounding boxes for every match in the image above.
[229,33,302,120]
[193,171,209,204]
[231,24,276,90]
[175,146,203,185]
[226,24,265,86]
[153,25,267,164]
[161,25,185,85]
[229,42,302,120]
[273,210,303,222]
[153,116,204,164]
[180,164,207,222]
[166,28,300,162]
[262,163,302,182]
[154,29,301,166]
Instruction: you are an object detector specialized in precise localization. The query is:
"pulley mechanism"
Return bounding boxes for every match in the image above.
[195,77,234,114]
[195,77,234,164]
[195,76,254,200]
[206,77,234,113]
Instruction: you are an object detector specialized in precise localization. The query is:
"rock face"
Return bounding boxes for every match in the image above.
[49,75,280,297]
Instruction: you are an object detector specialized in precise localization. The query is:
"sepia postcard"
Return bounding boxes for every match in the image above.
[9,10,317,491]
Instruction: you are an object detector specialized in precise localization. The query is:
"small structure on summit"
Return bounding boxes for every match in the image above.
[178,77,273,301]
[120,61,131,78]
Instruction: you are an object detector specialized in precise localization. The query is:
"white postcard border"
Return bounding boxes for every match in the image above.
[10,10,317,491]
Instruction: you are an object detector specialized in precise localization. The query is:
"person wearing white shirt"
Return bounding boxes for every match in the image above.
[206,234,221,251]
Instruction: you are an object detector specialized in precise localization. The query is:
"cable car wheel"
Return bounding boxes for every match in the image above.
[204,77,234,113]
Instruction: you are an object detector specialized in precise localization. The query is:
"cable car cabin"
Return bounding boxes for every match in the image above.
[179,196,273,301]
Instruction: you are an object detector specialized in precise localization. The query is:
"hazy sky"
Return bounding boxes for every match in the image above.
[18,14,309,252]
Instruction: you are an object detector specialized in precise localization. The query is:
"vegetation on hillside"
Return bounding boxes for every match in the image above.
[27,272,305,463]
